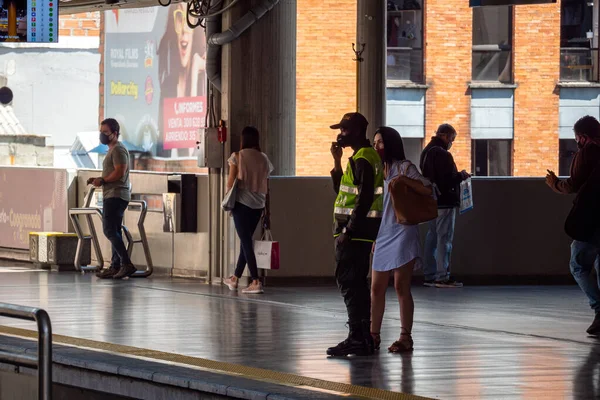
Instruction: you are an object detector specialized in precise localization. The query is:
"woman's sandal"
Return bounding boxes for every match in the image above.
[371,332,381,351]
[388,331,414,353]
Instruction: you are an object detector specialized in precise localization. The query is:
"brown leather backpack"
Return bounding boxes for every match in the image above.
[389,161,438,225]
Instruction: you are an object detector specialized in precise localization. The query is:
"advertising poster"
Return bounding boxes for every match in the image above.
[104,5,207,160]
[0,168,68,249]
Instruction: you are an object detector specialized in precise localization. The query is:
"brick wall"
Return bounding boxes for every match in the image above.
[59,12,101,38]
[424,0,473,172]
[295,0,357,176]
[513,3,560,176]
[94,3,562,177]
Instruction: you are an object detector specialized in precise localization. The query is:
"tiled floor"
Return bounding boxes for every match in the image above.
[0,268,598,399]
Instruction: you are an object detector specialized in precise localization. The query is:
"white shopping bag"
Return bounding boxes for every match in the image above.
[254,230,280,270]
[459,178,474,214]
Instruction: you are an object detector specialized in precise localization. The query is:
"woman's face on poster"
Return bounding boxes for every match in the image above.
[173,3,199,69]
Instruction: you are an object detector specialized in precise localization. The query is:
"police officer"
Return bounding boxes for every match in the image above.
[328,112,384,357]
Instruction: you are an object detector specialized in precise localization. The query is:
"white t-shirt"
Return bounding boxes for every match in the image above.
[228,152,274,209]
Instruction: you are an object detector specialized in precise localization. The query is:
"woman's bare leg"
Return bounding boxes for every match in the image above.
[370,269,391,335]
[394,260,415,336]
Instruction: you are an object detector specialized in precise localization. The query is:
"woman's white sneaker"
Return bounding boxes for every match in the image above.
[224,276,238,291]
[242,280,264,294]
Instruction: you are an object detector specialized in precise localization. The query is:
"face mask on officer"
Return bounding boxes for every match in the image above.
[337,127,358,148]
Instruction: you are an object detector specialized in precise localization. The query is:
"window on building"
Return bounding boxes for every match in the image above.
[386,0,424,82]
[560,0,598,82]
[559,139,578,176]
[472,139,512,176]
[472,6,513,83]
[403,138,423,165]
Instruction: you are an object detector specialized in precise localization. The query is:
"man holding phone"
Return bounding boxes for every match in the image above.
[328,112,384,357]
[420,123,470,288]
[546,115,600,336]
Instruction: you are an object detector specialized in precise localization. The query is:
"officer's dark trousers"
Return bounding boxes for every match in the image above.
[335,239,372,324]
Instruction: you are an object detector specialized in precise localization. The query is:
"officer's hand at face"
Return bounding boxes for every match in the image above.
[331,142,343,163]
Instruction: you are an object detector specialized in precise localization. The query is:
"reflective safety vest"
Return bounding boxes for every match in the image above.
[334,147,384,221]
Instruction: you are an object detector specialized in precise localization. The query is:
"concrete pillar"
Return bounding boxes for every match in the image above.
[221,0,297,176]
[216,0,296,281]
[357,0,386,139]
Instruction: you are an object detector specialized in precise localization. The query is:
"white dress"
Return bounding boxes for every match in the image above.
[372,160,431,272]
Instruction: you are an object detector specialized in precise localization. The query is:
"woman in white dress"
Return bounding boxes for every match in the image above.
[371,127,433,353]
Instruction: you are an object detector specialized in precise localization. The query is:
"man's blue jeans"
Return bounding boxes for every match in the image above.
[424,208,456,282]
[102,198,131,268]
[570,238,600,314]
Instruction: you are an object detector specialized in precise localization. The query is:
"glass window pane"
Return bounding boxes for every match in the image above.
[387,0,423,83]
[387,13,422,49]
[560,48,597,82]
[387,49,423,82]
[472,51,512,82]
[488,140,511,176]
[560,0,596,82]
[473,140,489,176]
[402,138,423,165]
[473,6,511,46]
[473,140,512,177]
[559,139,578,176]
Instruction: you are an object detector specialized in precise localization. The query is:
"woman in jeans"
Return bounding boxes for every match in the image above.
[371,127,432,352]
[224,126,273,294]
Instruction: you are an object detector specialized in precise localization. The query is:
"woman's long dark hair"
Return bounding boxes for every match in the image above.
[377,126,406,165]
[241,126,261,152]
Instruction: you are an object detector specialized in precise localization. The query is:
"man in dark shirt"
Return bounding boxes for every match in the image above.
[547,115,600,336]
[420,123,470,288]
[327,112,383,357]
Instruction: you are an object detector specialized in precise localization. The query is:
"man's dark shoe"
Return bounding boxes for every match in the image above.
[587,313,600,336]
[326,321,374,357]
[113,264,137,280]
[96,267,119,279]
[327,337,373,357]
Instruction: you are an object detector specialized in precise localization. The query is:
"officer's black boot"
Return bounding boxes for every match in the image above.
[362,319,375,353]
[326,321,374,357]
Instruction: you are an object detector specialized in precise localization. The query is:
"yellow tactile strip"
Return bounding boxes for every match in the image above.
[0,325,432,400]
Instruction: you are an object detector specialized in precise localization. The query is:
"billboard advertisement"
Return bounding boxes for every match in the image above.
[104,5,207,160]
[0,168,68,249]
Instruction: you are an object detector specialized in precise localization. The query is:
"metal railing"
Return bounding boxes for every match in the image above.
[0,303,52,400]
[69,187,153,278]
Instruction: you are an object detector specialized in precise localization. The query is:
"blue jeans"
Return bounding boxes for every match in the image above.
[102,198,131,268]
[570,238,600,314]
[232,202,263,280]
[424,208,456,281]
